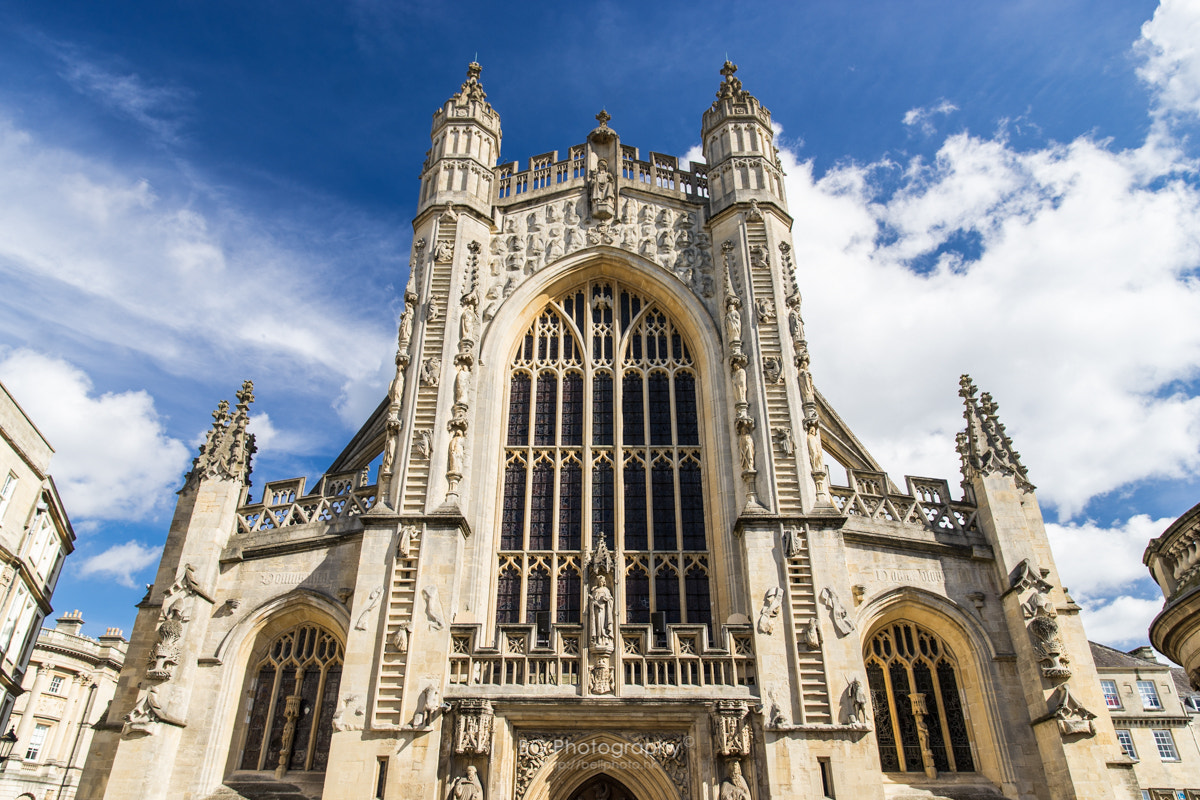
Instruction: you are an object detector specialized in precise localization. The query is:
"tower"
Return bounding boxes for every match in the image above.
[80,63,1138,800]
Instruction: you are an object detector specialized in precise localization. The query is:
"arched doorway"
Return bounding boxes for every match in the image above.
[567,775,639,800]
[237,622,343,775]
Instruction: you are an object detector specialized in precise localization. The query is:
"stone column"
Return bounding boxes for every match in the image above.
[45,673,85,764]
[15,662,50,752]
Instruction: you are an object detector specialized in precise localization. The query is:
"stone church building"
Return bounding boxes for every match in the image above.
[77,64,1146,800]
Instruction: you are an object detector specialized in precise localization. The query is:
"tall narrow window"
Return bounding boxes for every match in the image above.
[497,281,711,649]
[25,724,49,761]
[865,622,975,774]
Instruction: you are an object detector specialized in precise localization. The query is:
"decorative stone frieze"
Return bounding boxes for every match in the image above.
[711,699,753,757]
[453,699,494,755]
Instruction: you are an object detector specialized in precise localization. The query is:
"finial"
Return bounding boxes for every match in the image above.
[596,109,611,127]
[957,375,1034,492]
[716,60,746,101]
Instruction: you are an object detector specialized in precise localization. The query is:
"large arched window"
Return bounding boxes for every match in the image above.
[498,281,711,634]
[865,622,975,774]
[239,623,343,774]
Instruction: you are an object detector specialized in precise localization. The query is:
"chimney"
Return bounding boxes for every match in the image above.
[1128,645,1159,662]
[55,610,85,637]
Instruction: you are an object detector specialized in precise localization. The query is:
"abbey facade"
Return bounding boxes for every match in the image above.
[78,64,1144,800]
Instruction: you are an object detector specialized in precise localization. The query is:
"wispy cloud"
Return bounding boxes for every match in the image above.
[902,99,959,136]
[76,540,160,588]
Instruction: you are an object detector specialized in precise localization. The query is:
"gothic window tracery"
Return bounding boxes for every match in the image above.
[239,623,343,773]
[498,281,712,634]
[865,622,975,774]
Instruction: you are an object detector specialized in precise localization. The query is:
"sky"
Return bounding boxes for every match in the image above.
[0,0,1198,651]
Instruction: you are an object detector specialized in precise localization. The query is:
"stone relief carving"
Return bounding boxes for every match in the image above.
[772,425,794,456]
[332,693,364,732]
[782,526,805,558]
[420,357,442,386]
[766,688,789,728]
[749,244,768,269]
[453,698,494,755]
[1011,559,1053,593]
[391,620,412,653]
[756,587,783,634]
[1049,684,1096,736]
[762,356,782,385]
[354,585,383,632]
[410,682,446,730]
[146,609,183,681]
[122,683,181,738]
[803,617,821,650]
[720,760,752,800]
[449,766,483,800]
[398,524,417,558]
[414,430,433,460]
[847,676,870,725]
[1022,587,1071,678]
[589,654,614,695]
[434,240,455,263]
[819,587,856,636]
[711,699,753,757]
[423,585,447,630]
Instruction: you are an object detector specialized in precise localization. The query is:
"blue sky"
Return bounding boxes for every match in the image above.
[1,0,1198,650]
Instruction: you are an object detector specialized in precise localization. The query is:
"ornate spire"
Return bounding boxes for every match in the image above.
[189,380,257,485]
[957,375,1034,492]
[715,60,751,103]
[453,61,488,105]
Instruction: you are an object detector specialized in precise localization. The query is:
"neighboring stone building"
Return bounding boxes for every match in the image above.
[1090,642,1200,799]
[0,612,126,800]
[79,64,1147,800]
[0,381,74,731]
[1145,501,1200,692]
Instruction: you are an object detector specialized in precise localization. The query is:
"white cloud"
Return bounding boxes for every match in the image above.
[1137,0,1200,120]
[246,411,316,456]
[778,120,1200,519]
[76,540,160,588]
[0,349,190,520]
[0,114,394,399]
[902,99,959,136]
[1046,515,1174,598]
[1078,595,1163,649]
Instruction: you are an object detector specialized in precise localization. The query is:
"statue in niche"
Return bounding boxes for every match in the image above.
[398,304,415,354]
[848,676,870,724]
[763,357,782,385]
[756,587,782,634]
[589,575,615,652]
[589,159,616,220]
[724,295,742,345]
[772,426,794,457]
[720,760,751,800]
[786,293,805,347]
[450,766,484,800]
[819,587,856,636]
[736,415,756,473]
[755,297,776,323]
[454,366,471,406]
[459,293,479,345]
[564,199,581,226]
[435,240,455,263]
[805,410,826,477]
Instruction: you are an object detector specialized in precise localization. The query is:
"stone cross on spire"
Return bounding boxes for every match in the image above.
[957,375,1034,492]
[716,60,748,101]
[595,109,611,127]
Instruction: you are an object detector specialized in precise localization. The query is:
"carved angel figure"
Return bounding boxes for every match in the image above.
[756,586,783,634]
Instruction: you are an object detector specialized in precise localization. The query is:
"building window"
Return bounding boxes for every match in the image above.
[239,623,343,773]
[865,622,975,774]
[1139,680,1163,710]
[25,724,48,761]
[1115,729,1137,760]
[1153,729,1179,761]
[497,283,711,634]
[0,473,16,522]
[1101,679,1122,708]
[48,675,63,695]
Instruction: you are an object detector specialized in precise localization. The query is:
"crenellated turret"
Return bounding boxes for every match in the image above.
[418,62,502,219]
[701,62,787,217]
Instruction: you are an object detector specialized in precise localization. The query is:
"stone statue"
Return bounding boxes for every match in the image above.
[772,426,794,457]
[589,575,615,651]
[849,676,870,724]
[755,297,776,323]
[332,694,364,732]
[398,524,416,558]
[459,295,479,344]
[731,363,748,407]
[787,294,805,347]
[767,688,789,728]
[454,366,471,406]
[412,683,445,729]
[819,587,856,636]
[720,760,751,800]
[398,304,415,353]
[450,766,483,800]
[724,295,742,345]
[447,429,466,476]
[423,585,446,630]
[804,411,826,475]
[564,199,581,226]
[736,416,756,474]
[392,620,412,653]
[756,586,782,634]
[803,617,821,650]
[354,585,383,631]
[421,357,442,387]
[589,159,616,220]
[435,240,454,263]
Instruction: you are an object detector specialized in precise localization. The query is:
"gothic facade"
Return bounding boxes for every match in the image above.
[79,64,1146,800]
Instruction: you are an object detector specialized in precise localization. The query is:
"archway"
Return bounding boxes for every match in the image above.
[565,775,640,800]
